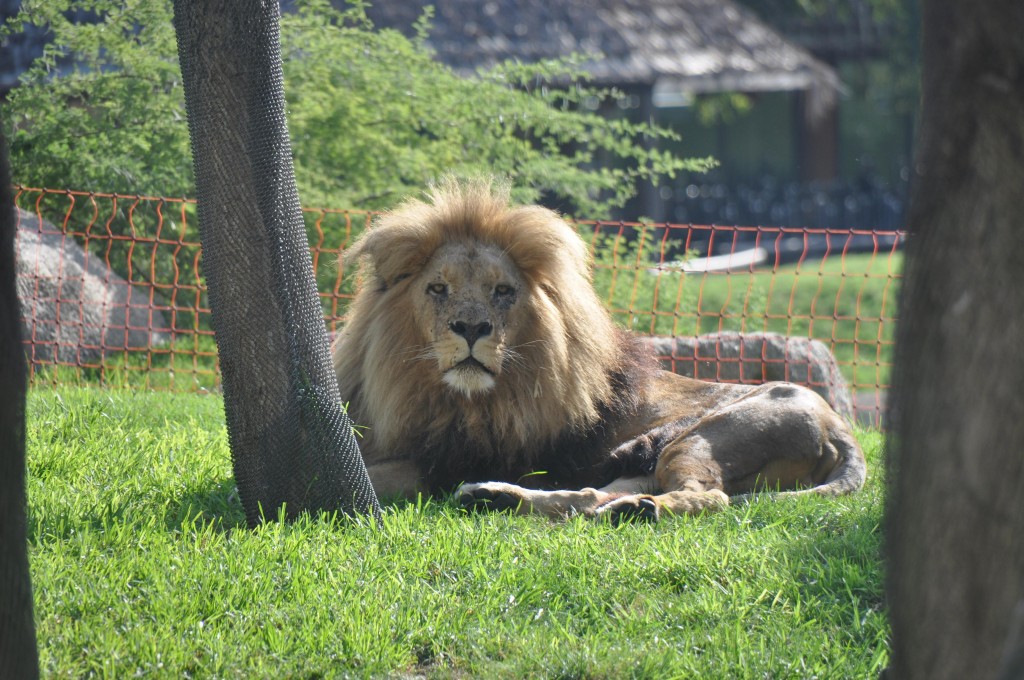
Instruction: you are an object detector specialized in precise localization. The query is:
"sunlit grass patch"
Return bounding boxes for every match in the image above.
[27,388,888,678]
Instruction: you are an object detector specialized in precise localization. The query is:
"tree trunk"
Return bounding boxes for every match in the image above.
[886,1,1024,679]
[173,0,379,525]
[0,136,39,675]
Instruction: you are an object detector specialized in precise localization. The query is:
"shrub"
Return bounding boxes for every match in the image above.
[3,0,713,218]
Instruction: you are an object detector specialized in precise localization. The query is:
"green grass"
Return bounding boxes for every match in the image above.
[26,386,888,678]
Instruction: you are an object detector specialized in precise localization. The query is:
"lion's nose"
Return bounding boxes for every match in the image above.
[449,320,493,347]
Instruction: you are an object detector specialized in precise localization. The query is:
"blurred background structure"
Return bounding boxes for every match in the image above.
[1,0,917,234]
[359,0,917,231]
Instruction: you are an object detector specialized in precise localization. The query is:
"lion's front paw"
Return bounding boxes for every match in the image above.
[595,495,660,525]
[456,482,525,513]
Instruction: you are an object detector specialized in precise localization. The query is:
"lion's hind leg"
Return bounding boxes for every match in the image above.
[645,382,866,512]
[456,476,657,520]
[594,485,730,524]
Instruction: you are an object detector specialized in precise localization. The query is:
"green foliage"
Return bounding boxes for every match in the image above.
[27,386,888,677]
[3,0,713,217]
[3,0,190,196]
[694,93,754,126]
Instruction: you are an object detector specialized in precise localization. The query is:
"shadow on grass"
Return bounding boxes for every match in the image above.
[28,478,245,542]
[164,479,420,534]
[166,477,248,533]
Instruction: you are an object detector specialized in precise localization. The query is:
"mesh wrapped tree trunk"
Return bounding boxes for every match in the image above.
[173,0,379,526]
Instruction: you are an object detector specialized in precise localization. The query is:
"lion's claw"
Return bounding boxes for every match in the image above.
[600,496,660,526]
[457,485,521,513]
[457,491,478,510]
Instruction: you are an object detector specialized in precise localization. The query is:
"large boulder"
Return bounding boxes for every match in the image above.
[645,331,854,419]
[15,208,169,364]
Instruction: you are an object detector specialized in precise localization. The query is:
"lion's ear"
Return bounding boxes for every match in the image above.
[343,217,436,289]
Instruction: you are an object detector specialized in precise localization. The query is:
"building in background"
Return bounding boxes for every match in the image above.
[1,0,914,230]
[0,0,44,92]
[364,0,913,230]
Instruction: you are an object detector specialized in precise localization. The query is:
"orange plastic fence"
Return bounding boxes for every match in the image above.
[14,187,904,427]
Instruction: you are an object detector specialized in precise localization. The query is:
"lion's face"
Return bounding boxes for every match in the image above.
[411,241,526,396]
[333,177,629,458]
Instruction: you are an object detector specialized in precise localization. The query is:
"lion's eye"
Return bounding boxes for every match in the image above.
[494,284,515,297]
[427,282,448,296]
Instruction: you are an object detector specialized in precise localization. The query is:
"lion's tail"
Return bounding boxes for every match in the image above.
[800,427,867,497]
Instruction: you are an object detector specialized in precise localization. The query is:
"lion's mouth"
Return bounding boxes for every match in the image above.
[443,356,497,395]
[452,356,494,375]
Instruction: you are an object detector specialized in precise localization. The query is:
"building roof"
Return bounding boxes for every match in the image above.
[364,0,842,109]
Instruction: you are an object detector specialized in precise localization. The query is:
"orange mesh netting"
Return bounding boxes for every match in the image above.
[14,186,904,427]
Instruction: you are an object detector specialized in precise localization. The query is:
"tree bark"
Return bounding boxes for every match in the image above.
[887,1,1024,679]
[0,135,39,675]
[173,0,379,525]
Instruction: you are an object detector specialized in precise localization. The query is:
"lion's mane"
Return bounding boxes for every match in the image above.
[332,179,654,489]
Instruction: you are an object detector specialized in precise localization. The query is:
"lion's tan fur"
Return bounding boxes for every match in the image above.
[333,178,635,469]
[333,178,865,517]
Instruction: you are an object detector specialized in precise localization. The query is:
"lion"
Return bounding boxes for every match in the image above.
[332,178,866,522]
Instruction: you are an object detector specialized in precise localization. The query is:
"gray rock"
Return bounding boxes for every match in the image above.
[15,208,169,364]
[645,331,854,419]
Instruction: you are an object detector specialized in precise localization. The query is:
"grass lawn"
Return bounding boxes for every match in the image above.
[27,387,888,678]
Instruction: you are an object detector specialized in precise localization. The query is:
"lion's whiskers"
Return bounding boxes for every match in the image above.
[411,348,440,363]
[500,346,533,372]
[503,338,549,370]
[508,338,549,351]
[393,343,437,364]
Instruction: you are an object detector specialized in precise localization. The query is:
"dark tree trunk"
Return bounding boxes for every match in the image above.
[887,1,1024,679]
[0,135,39,675]
[173,0,379,525]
